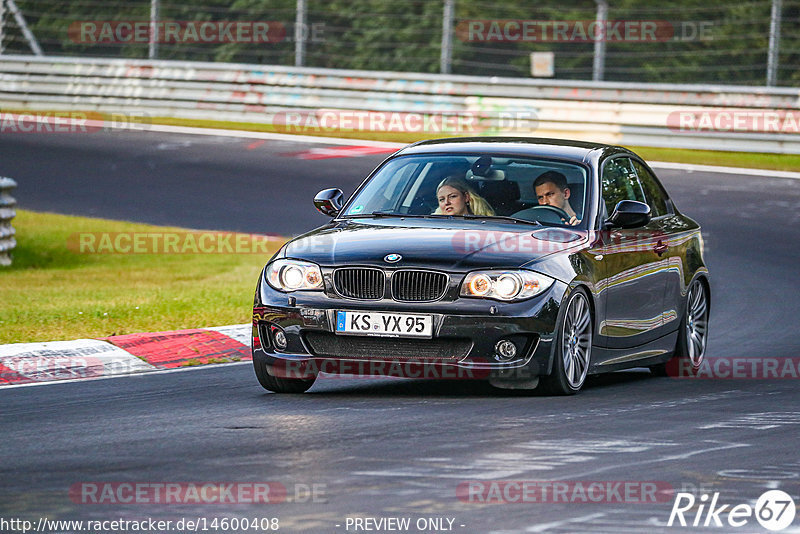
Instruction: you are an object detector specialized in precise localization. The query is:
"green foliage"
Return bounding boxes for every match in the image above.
[5,0,798,85]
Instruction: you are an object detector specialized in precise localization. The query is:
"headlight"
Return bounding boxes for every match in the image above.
[461,270,554,301]
[265,259,324,292]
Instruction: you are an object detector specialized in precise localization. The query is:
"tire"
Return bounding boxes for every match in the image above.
[650,279,709,377]
[253,357,316,393]
[538,287,593,395]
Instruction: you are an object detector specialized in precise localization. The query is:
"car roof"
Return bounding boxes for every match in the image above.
[394,137,633,165]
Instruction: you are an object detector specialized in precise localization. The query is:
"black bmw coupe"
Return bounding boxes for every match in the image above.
[252,138,710,394]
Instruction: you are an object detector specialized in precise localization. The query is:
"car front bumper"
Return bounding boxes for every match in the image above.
[252,277,567,382]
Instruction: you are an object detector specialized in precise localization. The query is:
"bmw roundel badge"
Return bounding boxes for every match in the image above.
[384,253,402,263]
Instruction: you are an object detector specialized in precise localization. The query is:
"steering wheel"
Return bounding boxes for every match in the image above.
[512,205,573,224]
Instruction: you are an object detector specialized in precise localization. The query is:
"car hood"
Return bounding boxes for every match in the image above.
[283,219,588,273]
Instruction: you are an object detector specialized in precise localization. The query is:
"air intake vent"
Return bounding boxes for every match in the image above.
[391,270,448,302]
[305,332,471,360]
[333,268,385,300]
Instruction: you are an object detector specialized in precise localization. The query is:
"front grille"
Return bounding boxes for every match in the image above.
[333,268,385,300]
[305,332,471,360]
[392,270,448,302]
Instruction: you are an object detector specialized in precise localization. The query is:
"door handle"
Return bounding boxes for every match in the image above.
[654,240,668,255]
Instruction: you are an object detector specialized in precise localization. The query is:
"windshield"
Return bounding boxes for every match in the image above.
[342,154,589,227]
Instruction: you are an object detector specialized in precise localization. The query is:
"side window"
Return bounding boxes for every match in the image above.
[601,157,645,215]
[631,160,670,218]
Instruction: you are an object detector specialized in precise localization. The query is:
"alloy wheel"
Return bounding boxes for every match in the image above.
[561,292,592,389]
[685,281,708,367]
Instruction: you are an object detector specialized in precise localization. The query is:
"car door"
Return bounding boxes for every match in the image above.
[595,156,670,350]
[630,158,683,335]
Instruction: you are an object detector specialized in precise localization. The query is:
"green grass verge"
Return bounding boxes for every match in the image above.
[0,210,283,344]
[627,146,800,173]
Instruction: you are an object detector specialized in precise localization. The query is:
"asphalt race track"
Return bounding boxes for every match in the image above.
[0,131,383,236]
[2,130,800,533]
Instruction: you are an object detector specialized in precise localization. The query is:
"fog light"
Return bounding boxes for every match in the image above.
[495,340,517,361]
[272,327,288,350]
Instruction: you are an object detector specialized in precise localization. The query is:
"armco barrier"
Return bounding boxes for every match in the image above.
[0,55,799,153]
[0,177,17,267]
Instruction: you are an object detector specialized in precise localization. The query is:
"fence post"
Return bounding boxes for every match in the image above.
[593,0,608,81]
[0,177,17,267]
[0,0,5,55]
[295,0,306,67]
[149,0,159,59]
[767,0,782,86]
[440,0,454,74]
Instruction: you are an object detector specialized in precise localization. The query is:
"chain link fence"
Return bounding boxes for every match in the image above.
[0,0,798,86]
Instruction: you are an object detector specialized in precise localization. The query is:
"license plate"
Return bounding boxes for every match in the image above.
[335,311,433,338]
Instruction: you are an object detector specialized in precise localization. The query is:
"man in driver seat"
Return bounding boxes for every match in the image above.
[534,171,581,226]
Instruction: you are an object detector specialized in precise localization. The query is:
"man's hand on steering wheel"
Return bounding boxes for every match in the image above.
[529,205,580,225]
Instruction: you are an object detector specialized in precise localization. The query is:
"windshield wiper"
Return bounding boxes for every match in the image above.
[342,211,427,219]
[459,214,543,226]
[345,212,544,226]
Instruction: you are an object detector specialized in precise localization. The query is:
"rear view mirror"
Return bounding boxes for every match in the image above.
[314,188,344,217]
[470,155,493,176]
[605,200,651,229]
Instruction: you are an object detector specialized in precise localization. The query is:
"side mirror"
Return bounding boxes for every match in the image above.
[605,200,651,229]
[314,188,344,217]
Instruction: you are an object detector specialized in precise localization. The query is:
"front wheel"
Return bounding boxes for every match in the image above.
[253,357,316,393]
[538,288,593,395]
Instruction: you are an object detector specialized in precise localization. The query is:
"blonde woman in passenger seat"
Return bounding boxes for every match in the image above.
[433,176,495,217]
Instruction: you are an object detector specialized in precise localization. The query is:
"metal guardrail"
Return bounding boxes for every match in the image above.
[0,176,17,267]
[0,55,799,154]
